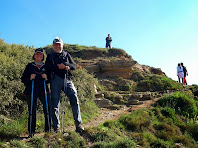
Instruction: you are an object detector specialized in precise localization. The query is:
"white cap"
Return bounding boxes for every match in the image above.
[53,37,63,44]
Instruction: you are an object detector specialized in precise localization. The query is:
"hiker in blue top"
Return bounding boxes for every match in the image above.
[106,34,112,48]
[177,63,184,84]
[21,48,51,138]
[45,37,84,133]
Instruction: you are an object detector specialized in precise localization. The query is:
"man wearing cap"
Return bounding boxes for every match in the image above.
[21,48,51,137]
[45,37,84,133]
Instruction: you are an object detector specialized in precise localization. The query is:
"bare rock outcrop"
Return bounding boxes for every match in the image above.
[78,58,164,80]
[78,58,137,79]
[98,59,137,78]
[149,67,164,75]
[132,64,164,75]
[94,98,113,108]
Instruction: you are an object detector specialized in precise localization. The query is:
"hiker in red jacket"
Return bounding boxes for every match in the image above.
[181,62,188,85]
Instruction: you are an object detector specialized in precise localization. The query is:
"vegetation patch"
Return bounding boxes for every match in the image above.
[136,75,182,92]
[2,39,198,147]
[119,109,153,131]
[155,91,198,117]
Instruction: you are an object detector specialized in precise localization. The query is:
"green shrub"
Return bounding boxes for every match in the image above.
[103,120,125,136]
[119,109,152,131]
[174,134,198,148]
[150,139,173,148]
[186,122,198,141]
[0,141,9,148]
[155,91,198,117]
[131,70,145,82]
[0,41,34,117]
[104,91,125,104]
[43,133,66,147]
[108,48,131,58]
[29,137,46,148]
[72,68,98,102]
[142,132,157,146]
[103,120,121,129]
[88,126,116,142]
[136,75,182,92]
[189,85,198,97]
[93,138,136,148]
[81,100,100,123]
[160,107,177,122]
[72,68,100,122]
[0,111,27,140]
[161,76,182,90]
[10,140,27,148]
[64,131,87,148]
[155,122,176,140]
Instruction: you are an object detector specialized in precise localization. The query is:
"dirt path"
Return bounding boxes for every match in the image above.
[20,97,160,142]
[83,97,159,129]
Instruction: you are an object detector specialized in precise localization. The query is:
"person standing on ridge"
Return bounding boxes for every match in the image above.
[45,37,84,133]
[21,48,51,138]
[177,63,184,84]
[106,34,112,48]
[181,62,188,85]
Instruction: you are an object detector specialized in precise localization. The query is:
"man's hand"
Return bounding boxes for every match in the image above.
[57,63,66,69]
[65,66,70,70]
[42,74,47,81]
[57,63,70,70]
[30,74,36,80]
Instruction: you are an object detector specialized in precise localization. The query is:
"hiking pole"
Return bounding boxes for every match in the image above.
[29,80,34,138]
[44,79,51,132]
[62,72,68,133]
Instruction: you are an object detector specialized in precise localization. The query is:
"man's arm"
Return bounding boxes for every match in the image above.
[63,53,76,70]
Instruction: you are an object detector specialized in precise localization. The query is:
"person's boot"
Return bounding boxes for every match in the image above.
[75,124,84,133]
[54,127,61,133]
[28,132,34,138]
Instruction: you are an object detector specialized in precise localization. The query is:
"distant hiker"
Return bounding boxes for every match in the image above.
[106,34,112,48]
[21,48,51,137]
[94,84,98,94]
[45,37,84,133]
[181,62,188,85]
[177,63,184,84]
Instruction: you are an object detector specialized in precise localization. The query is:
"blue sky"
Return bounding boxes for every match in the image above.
[1,0,198,85]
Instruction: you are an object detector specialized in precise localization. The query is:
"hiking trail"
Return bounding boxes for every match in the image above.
[20,97,160,142]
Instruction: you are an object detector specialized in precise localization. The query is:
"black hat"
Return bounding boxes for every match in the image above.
[33,48,44,61]
[34,48,44,54]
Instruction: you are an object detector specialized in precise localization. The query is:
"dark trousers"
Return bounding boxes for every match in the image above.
[27,93,51,133]
[50,75,82,130]
[106,43,111,48]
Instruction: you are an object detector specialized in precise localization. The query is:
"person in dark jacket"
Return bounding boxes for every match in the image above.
[21,48,51,137]
[45,37,84,133]
[106,34,112,48]
[181,62,188,85]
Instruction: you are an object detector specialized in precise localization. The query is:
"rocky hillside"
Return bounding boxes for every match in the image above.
[43,44,183,108]
[2,40,198,148]
[44,44,182,94]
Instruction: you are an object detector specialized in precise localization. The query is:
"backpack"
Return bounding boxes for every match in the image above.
[183,66,187,74]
